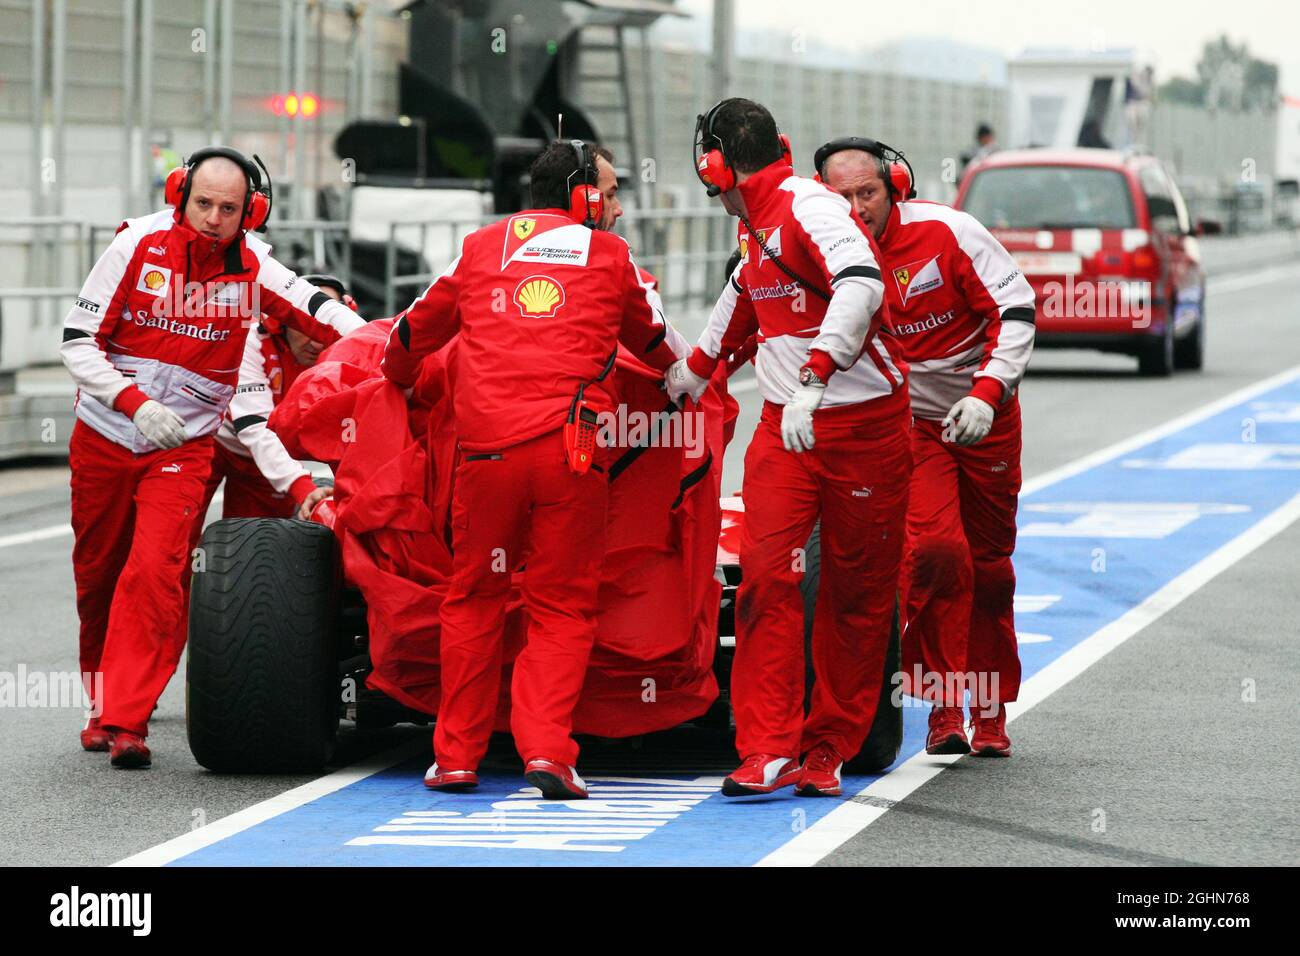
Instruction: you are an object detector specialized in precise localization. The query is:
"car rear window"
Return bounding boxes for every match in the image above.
[962,165,1137,230]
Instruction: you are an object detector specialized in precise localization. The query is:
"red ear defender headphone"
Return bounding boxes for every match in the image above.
[812,136,916,200]
[693,101,792,197]
[164,146,274,232]
[563,140,604,228]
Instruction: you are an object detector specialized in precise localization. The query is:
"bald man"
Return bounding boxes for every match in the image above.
[61,147,364,767]
[819,141,1035,757]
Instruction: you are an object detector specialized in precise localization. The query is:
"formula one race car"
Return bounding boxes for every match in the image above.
[184,321,901,775]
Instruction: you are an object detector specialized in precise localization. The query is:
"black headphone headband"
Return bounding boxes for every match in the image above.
[181,146,273,225]
[698,101,726,158]
[813,135,915,199]
[560,139,598,225]
[563,139,594,192]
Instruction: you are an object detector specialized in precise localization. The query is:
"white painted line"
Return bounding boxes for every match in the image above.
[0,523,72,549]
[1206,261,1300,296]
[1021,362,1300,496]
[91,277,1300,866]
[0,492,225,551]
[112,738,427,867]
[759,488,1300,866]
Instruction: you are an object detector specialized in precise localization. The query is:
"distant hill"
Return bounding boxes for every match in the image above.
[648,16,1007,86]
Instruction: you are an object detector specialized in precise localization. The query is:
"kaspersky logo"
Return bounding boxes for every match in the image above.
[513,275,565,318]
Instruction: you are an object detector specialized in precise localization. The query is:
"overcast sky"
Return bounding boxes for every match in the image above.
[676,0,1300,93]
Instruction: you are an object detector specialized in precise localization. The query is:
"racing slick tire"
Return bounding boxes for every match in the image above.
[801,523,904,774]
[187,518,341,773]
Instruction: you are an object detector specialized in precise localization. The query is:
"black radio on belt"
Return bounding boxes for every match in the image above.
[564,384,600,474]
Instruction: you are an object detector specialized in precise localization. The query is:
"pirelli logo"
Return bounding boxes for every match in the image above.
[75,297,101,315]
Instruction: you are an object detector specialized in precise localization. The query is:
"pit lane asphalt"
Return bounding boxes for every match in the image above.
[1,259,1297,867]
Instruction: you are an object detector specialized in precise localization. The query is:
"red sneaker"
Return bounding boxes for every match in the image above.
[970,705,1011,757]
[423,762,479,791]
[80,716,111,752]
[109,731,151,769]
[795,743,843,797]
[721,754,801,797]
[524,758,588,799]
[926,706,971,755]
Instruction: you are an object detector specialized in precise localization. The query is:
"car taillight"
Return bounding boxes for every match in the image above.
[1131,246,1158,273]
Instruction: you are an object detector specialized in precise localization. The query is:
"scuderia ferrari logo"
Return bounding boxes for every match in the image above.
[513,218,536,240]
[893,255,944,305]
[514,275,565,318]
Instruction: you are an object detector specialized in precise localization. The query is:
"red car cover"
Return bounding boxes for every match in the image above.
[270,320,739,737]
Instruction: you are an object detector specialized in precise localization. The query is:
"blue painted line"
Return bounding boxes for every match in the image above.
[169,373,1300,866]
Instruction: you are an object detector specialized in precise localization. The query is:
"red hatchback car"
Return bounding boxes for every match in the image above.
[955,148,1207,376]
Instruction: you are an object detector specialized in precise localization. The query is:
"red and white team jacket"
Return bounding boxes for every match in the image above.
[61,208,365,453]
[214,327,317,505]
[381,208,687,452]
[685,161,905,410]
[876,200,1036,421]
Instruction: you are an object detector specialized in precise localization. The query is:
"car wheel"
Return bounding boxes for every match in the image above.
[801,523,904,774]
[1173,291,1206,371]
[187,518,341,773]
[1137,316,1175,377]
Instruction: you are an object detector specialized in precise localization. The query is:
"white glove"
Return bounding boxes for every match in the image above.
[781,383,825,453]
[132,399,187,450]
[943,395,995,446]
[665,359,710,405]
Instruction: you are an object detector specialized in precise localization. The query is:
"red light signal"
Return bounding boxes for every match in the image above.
[268,92,320,118]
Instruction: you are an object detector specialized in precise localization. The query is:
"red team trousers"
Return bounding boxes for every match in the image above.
[199,442,295,520]
[733,392,912,761]
[435,428,608,770]
[900,399,1023,709]
[69,422,213,736]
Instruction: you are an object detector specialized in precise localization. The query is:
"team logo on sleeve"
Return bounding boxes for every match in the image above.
[892,255,943,305]
[513,218,536,240]
[513,275,565,318]
[137,265,172,296]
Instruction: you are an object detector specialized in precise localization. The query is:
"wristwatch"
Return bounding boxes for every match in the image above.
[798,367,824,388]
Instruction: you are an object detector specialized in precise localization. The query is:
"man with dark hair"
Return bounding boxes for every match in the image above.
[820,137,1035,757]
[382,139,686,799]
[667,98,911,798]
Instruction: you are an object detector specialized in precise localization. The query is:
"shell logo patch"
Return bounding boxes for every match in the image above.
[137,265,172,296]
[513,218,536,240]
[738,235,748,261]
[514,275,565,318]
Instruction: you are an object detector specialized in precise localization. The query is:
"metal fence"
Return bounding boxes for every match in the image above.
[1,205,739,372]
[381,207,736,317]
